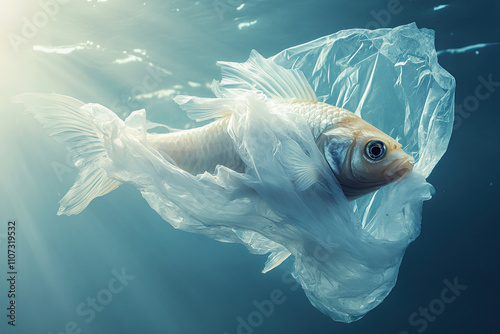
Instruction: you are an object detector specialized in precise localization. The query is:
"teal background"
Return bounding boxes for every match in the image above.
[0,0,498,333]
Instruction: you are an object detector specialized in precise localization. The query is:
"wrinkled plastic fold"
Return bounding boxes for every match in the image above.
[85,23,455,322]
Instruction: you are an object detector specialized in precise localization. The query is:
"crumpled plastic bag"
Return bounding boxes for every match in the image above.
[67,23,457,322]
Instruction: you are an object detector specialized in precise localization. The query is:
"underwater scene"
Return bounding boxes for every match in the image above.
[0,0,499,333]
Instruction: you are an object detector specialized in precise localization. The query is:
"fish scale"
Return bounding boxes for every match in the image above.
[289,101,356,138]
[148,100,356,175]
[147,116,245,175]
[12,50,413,215]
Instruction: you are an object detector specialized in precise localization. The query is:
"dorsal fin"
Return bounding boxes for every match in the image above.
[215,50,317,101]
[173,95,233,122]
[174,50,317,122]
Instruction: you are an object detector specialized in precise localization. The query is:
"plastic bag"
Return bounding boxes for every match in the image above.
[97,23,455,322]
[24,23,456,322]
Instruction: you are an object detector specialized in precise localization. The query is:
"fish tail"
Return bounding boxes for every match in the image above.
[12,93,121,216]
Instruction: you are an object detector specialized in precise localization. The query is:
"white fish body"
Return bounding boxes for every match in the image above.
[13,50,413,214]
[146,116,245,175]
[11,26,452,324]
[148,98,413,200]
[146,101,349,174]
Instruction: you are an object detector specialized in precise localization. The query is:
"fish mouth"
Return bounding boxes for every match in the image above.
[384,157,414,182]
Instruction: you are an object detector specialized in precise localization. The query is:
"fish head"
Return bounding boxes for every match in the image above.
[318,116,414,200]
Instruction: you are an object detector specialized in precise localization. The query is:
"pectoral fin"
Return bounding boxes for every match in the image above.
[281,140,320,191]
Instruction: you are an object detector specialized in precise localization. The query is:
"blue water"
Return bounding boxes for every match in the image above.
[0,0,499,333]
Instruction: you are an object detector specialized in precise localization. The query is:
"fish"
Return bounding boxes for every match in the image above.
[13,50,414,215]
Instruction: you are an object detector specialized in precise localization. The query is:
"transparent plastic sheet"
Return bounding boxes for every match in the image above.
[84,23,455,322]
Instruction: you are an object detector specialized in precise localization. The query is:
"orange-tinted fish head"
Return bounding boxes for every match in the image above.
[318,115,414,200]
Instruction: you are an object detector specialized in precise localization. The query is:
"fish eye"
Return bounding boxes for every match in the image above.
[365,140,387,160]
